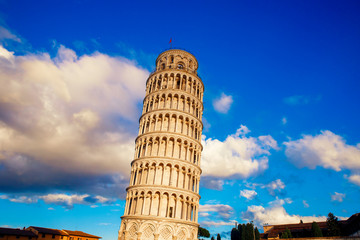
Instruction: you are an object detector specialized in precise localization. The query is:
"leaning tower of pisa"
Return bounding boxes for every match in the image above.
[118,49,204,240]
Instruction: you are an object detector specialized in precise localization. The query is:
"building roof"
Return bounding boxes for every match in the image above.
[262,213,360,239]
[63,230,101,239]
[28,226,67,235]
[0,227,37,237]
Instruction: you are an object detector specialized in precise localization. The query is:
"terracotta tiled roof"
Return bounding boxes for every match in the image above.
[0,227,37,237]
[28,226,66,235]
[63,230,101,239]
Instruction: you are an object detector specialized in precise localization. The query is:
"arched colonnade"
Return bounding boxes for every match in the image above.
[124,189,199,223]
[143,92,203,120]
[146,73,203,101]
[139,113,202,141]
[134,135,202,166]
[129,160,200,193]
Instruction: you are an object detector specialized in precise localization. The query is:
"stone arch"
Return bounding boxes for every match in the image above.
[127,222,139,240]
[158,224,173,240]
[177,228,188,240]
[140,223,155,240]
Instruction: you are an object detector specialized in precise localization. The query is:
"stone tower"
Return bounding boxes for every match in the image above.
[118,49,204,240]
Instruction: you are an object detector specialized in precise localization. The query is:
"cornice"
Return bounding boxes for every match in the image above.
[143,88,204,110]
[121,215,200,227]
[135,131,203,150]
[126,184,201,199]
[131,156,202,173]
[139,108,203,130]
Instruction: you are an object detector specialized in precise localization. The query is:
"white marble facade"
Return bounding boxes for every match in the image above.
[118,49,204,240]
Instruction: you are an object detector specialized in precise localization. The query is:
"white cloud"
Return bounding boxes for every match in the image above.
[0,195,36,203]
[0,193,114,209]
[0,44,149,188]
[242,198,325,227]
[0,45,15,63]
[48,207,55,210]
[199,204,234,220]
[347,174,360,186]
[201,177,225,190]
[303,200,309,208]
[240,189,257,200]
[202,125,278,178]
[40,193,89,205]
[200,212,210,217]
[0,26,21,42]
[269,197,292,206]
[331,192,345,202]
[213,93,233,113]
[200,220,237,227]
[282,117,287,125]
[264,179,285,196]
[284,131,360,172]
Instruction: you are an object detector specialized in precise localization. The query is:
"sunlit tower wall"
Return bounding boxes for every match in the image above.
[118,49,204,240]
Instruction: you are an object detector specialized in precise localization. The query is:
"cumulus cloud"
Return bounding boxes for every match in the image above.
[201,177,225,190]
[242,198,326,227]
[284,131,360,185]
[199,204,234,220]
[347,174,360,186]
[0,193,114,209]
[0,194,36,203]
[331,192,345,202]
[0,44,149,198]
[200,220,237,227]
[202,125,278,178]
[263,179,286,196]
[213,93,233,113]
[240,189,257,200]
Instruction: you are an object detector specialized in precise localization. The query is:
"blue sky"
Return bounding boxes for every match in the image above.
[0,0,360,239]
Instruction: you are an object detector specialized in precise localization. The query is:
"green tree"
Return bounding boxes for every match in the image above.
[255,227,260,240]
[281,231,288,239]
[237,224,242,240]
[327,212,341,236]
[211,236,215,240]
[281,228,292,239]
[245,222,254,240]
[312,221,323,237]
[231,228,240,240]
[285,228,292,238]
[198,226,210,238]
[241,224,246,240]
[217,233,221,240]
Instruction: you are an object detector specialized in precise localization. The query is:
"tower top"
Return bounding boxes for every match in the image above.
[155,49,199,73]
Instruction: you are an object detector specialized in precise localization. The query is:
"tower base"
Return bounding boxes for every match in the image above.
[118,216,199,240]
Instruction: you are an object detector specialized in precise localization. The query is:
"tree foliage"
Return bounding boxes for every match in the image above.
[241,224,246,240]
[281,231,288,239]
[230,222,261,240]
[245,222,254,240]
[211,236,215,240]
[231,228,240,240]
[311,221,323,237]
[327,212,341,236]
[217,233,221,240]
[281,228,292,239]
[255,227,260,240]
[285,228,292,238]
[198,226,210,238]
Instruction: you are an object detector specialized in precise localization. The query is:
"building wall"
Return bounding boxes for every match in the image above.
[0,236,36,240]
